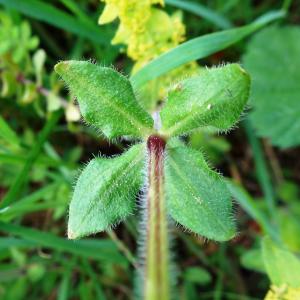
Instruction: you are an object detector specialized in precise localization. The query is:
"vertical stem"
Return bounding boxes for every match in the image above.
[243,120,277,224]
[144,135,170,300]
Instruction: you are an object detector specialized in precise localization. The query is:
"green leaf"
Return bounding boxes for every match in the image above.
[68,144,145,239]
[165,145,235,241]
[165,0,233,29]
[130,10,285,89]
[0,116,20,146]
[262,237,300,287]
[0,221,126,263]
[183,267,212,285]
[243,26,300,148]
[278,209,300,252]
[20,82,38,104]
[0,70,17,97]
[240,249,265,273]
[160,64,250,137]
[243,119,276,221]
[0,0,111,45]
[33,49,46,85]
[55,61,153,139]
[0,111,62,208]
[226,180,280,243]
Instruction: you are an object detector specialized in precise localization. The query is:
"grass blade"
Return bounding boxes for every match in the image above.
[130,10,285,89]
[81,259,107,300]
[57,258,76,300]
[0,221,127,263]
[0,183,62,221]
[0,153,72,168]
[0,111,62,208]
[0,237,35,250]
[0,0,111,45]
[226,180,280,243]
[243,119,277,222]
[0,116,20,146]
[165,0,233,29]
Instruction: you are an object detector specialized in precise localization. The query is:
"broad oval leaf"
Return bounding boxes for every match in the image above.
[68,144,145,239]
[262,237,300,287]
[165,145,235,241]
[160,64,250,137]
[55,61,153,139]
[243,26,300,148]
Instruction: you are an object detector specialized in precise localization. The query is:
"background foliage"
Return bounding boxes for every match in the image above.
[0,0,300,299]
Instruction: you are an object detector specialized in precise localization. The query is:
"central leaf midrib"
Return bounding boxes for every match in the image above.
[92,89,151,135]
[71,71,153,136]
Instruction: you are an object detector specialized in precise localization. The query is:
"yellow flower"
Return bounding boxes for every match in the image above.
[265,284,300,300]
[99,0,199,109]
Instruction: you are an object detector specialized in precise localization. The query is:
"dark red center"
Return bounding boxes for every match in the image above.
[147,135,166,154]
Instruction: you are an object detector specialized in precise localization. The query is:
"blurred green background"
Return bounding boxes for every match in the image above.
[0,0,300,299]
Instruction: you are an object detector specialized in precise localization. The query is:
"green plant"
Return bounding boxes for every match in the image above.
[243,25,300,148]
[0,10,80,122]
[54,61,250,299]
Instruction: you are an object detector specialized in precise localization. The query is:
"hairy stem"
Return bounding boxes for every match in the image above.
[144,135,170,300]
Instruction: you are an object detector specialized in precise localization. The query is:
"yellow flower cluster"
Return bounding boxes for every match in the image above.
[99,0,198,110]
[265,284,300,300]
[99,0,184,64]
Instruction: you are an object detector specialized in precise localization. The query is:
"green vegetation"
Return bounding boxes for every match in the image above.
[0,1,300,299]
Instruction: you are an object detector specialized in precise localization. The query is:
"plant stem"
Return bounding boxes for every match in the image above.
[243,119,277,224]
[144,135,170,300]
[282,0,293,11]
[107,230,137,268]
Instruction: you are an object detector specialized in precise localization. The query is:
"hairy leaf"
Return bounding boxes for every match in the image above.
[165,145,235,241]
[262,237,300,287]
[55,61,153,139]
[243,26,300,148]
[160,64,250,137]
[68,144,145,239]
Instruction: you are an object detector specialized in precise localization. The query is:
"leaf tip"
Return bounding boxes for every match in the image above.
[67,228,78,240]
[54,61,70,75]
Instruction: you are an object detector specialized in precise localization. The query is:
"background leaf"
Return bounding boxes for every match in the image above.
[183,267,212,285]
[0,116,20,146]
[130,10,285,89]
[0,111,62,208]
[165,0,233,29]
[226,180,280,243]
[165,145,235,241]
[68,144,144,239]
[0,221,126,263]
[262,237,300,287]
[160,64,250,137]
[243,25,300,148]
[55,61,154,139]
[0,0,111,45]
[240,249,265,273]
